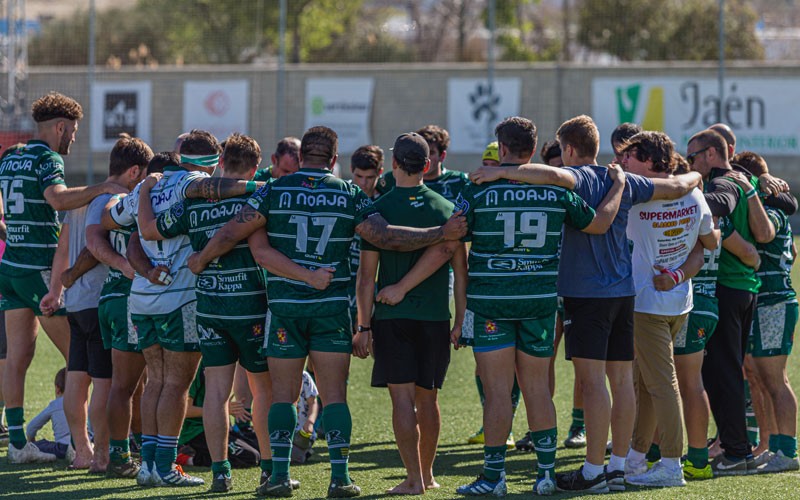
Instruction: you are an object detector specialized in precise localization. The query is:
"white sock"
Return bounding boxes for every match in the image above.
[582,460,605,480]
[661,457,681,470]
[608,454,626,472]
[626,448,647,464]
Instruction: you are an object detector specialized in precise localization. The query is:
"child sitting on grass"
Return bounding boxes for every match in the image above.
[27,368,70,459]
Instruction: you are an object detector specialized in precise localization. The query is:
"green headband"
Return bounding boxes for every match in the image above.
[181,154,219,167]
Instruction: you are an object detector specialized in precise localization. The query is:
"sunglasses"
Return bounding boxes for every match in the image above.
[686,147,710,165]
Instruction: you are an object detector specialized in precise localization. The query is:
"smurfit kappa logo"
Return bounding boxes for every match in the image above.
[615,83,665,131]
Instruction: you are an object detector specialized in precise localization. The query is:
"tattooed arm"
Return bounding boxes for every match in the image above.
[355,213,467,252]
[188,205,266,274]
[183,177,263,200]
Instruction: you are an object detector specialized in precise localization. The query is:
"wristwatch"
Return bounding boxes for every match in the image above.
[357,325,371,333]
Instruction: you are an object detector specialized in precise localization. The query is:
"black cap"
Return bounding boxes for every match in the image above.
[392,132,429,168]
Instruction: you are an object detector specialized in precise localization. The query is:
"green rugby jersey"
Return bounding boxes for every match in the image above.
[253,166,275,183]
[0,140,66,276]
[87,193,135,304]
[247,167,379,318]
[156,194,267,324]
[691,216,733,301]
[756,207,796,306]
[456,176,595,319]
[361,185,454,321]
[377,168,468,204]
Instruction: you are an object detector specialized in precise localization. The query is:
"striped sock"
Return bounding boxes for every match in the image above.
[141,434,158,466]
[483,445,507,481]
[260,459,273,475]
[155,434,179,474]
[268,402,296,483]
[532,428,557,478]
[324,403,353,483]
[6,407,25,449]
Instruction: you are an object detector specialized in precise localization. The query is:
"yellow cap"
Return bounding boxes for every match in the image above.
[482,141,499,162]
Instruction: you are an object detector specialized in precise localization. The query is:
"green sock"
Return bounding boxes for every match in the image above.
[531,428,557,478]
[475,375,486,407]
[141,435,157,465]
[261,459,273,474]
[268,402,297,482]
[155,435,179,474]
[109,439,131,464]
[646,443,661,462]
[769,434,780,453]
[778,434,798,458]
[744,380,760,447]
[483,445,507,481]
[323,403,352,484]
[133,433,142,448]
[212,460,232,477]
[6,407,25,449]
[686,446,708,468]
[511,376,521,413]
[571,408,584,430]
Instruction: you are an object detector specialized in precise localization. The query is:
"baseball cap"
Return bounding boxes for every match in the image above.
[392,132,429,168]
[482,141,499,162]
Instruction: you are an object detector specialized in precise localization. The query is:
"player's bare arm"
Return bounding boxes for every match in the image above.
[725,170,776,244]
[653,241,706,292]
[137,173,166,241]
[650,171,702,201]
[355,212,466,252]
[127,231,171,285]
[470,162,577,189]
[247,228,334,290]
[354,249,380,359]
[188,204,266,274]
[450,242,468,349]
[44,181,126,211]
[61,246,100,289]
[183,177,264,200]
[375,241,460,306]
[40,222,71,316]
[723,229,761,270]
[582,163,626,235]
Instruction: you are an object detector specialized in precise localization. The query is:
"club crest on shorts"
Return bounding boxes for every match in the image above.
[276,328,288,344]
[252,323,263,337]
[485,320,497,334]
[697,327,705,339]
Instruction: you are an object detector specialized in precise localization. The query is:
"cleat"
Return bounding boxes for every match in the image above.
[261,471,300,490]
[210,473,233,493]
[605,469,625,491]
[257,478,294,497]
[7,442,57,464]
[533,471,555,496]
[505,433,515,451]
[563,426,587,449]
[456,473,507,497]
[467,427,485,445]
[106,460,141,479]
[555,466,608,494]
[682,462,713,480]
[327,477,361,498]
[710,454,753,476]
[136,461,155,486]
[758,450,800,473]
[515,433,534,452]
[156,464,205,487]
[0,423,8,446]
[625,461,686,487]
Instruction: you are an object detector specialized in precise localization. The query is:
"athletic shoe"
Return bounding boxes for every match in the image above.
[257,479,293,497]
[758,450,800,473]
[515,433,534,452]
[605,469,625,492]
[564,426,587,449]
[555,466,608,494]
[505,433,515,451]
[710,454,753,476]
[155,464,205,487]
[261,471,301,490]
[327,477,361,498]
[683,462,712,480]
[533,471,555,496]
[7,442,57,464]
[753,451,775,468]
[106,460,141,479]
[65,445,76,463]
[136,461,155,486]
[0,423,8,445]
[625,461,686,488]
[210,473,233,493]
[467,427,485,445]
[456,473,507,497]
[624,459,647,477]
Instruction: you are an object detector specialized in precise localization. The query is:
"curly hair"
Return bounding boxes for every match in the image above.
[416,125,450,153]
[621,131,678,174]
[31,92,83,122]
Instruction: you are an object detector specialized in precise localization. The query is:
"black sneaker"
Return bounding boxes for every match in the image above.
[210,473,233,493]
[605,468,625,492]
[515,433,534,452]
[710,454,754,477]
[327,477,361,498]
[257,478,293,497]
[261,472,301,491]
[555,466,609,494]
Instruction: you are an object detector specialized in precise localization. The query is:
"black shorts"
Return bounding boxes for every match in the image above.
[0,310,6,360]
[68,308,112,378]
[371,319,451,390]
[563,296,635,362]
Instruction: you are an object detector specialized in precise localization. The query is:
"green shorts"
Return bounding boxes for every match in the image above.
[197,318,268,373]
[132,301,199,352]
[0,269,66,316]
[748,301,798,357]
[674,310,717,356]
[98,296,140,352]
[460,309,555,358]
[263,309,352,359]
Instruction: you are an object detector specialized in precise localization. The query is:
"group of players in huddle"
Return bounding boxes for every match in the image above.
[0,91,796,498]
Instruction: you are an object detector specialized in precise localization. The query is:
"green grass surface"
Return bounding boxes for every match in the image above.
[4,279,800,498]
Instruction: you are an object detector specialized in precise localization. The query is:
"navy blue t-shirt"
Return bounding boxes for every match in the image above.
[557,165,654,298]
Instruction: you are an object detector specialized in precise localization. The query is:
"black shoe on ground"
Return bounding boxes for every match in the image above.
[555,466,609,494]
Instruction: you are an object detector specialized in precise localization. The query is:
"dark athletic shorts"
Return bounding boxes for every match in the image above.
[0,310,6,359]
[563,296,635,362]
[68,308,112,378]
[371,318,451,390]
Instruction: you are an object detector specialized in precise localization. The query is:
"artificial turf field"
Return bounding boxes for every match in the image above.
[3,283,800,498]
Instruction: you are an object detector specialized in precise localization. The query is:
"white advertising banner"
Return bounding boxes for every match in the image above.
[90,81,152,152]
[183,80,249,140]
[305,78,374,153]
[592,78,800,155]
[448,78,521,154]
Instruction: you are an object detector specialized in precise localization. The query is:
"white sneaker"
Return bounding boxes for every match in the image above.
[533,470,555,496]
[625,460,686,488]
[624,458,647,477]
[136,461,155,486]
[758,450,800,473]
[7,442,57,464]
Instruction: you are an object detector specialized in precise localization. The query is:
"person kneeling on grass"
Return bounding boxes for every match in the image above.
[291,370,320,465]
[25,368,69,461]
